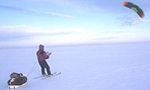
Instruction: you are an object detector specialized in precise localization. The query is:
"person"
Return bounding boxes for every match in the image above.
[36,44,52,76]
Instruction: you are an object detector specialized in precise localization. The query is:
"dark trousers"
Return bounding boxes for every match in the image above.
[38,60,51,75]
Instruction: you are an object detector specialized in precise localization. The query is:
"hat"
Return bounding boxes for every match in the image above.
[39,44,44,47]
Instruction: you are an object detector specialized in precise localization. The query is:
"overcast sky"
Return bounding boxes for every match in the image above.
[0,0,150,47]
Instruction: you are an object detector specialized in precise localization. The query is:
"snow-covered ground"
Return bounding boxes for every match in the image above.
[1,41,150,90]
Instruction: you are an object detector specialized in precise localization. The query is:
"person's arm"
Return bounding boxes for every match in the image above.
[43,52,51,59]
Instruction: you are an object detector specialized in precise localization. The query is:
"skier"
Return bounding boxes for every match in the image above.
[36,44,52,76]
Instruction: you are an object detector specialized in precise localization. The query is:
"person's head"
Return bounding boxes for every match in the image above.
[39,44,44,51]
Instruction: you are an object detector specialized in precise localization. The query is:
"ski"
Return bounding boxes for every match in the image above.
[33,72,61,79]
[41,72,61,80]
[33,72,57,79]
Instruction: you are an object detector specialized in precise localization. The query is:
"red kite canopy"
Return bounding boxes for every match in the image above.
[123,2,144,18]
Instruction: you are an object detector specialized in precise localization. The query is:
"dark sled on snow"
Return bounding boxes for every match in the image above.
[8,72,27,89]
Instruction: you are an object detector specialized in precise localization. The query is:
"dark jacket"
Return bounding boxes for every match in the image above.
[37,50,49,61]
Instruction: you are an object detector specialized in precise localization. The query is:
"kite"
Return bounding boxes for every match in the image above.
[123,2,144,18]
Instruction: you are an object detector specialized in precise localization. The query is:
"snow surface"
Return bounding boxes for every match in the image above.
[1,41,150,90]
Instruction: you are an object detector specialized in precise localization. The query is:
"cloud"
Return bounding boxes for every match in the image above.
[0,25,99,46]
[0,4,74,18]
[1,24,150,47]
[0,25,76,41]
